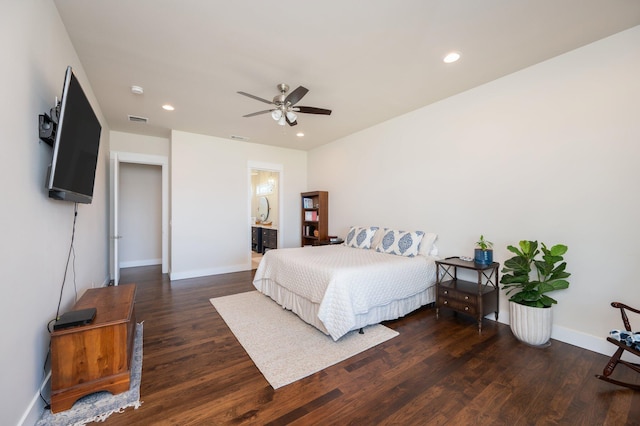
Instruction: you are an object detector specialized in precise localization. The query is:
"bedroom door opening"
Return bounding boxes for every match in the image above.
[248,162,283,269]
[110,151,169,285]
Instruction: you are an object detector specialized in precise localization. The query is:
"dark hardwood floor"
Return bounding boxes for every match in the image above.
[100,265,639,425]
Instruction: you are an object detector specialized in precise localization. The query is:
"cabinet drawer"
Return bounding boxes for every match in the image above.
[438,287,476,304]
[439,297,477,316]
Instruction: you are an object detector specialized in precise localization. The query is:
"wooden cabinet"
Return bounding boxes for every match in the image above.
[251,226,262,253]
[50,284,136,413]
[435,258,499,333]
[252,225,277,253]
[301,191,328,246]
[262,227,277,253]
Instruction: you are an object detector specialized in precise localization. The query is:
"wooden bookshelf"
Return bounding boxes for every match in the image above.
[301,191,328,246]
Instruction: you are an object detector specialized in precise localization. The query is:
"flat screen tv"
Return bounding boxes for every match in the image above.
[46,66,102,204]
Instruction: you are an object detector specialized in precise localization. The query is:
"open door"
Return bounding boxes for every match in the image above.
[109,154,121,285]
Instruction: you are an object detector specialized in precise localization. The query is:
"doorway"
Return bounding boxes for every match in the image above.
[119,163,162,268]
[110,151,169,285]
[248,162,283,269]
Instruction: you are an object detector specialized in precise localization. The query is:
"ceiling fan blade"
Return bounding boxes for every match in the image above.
[285,86,308,106]
[286,115,298,126]
[237,91,274,105]
[295,106,332,115]
[243,109,273,117]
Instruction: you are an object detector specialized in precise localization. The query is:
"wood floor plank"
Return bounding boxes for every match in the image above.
[92,265,638,425]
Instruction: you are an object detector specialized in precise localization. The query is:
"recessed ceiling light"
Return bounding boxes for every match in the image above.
[130,85,144,95]
[162,104,175,111]
[443,52,461,63]
[296,132,304,137]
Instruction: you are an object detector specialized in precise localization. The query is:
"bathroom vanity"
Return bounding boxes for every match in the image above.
[252,225,277,253]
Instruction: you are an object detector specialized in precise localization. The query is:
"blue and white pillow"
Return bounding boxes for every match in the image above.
[344,226,379,249]
[376,229,424,257]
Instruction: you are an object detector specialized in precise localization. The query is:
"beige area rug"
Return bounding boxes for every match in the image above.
[209,291,399,389]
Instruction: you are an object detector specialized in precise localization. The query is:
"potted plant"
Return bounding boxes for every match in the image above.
[500,240,571,346]
[474,235,493,265]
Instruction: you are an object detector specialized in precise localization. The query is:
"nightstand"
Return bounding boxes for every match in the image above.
[435,257,499,333]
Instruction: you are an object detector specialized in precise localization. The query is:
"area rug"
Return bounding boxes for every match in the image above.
[36,322,143,426]
[209,291,398,389]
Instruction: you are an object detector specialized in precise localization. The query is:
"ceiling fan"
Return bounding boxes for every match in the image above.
[238,83,331,126]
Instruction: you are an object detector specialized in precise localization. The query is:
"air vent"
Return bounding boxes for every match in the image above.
[230,135,250,141]
[128,115,148,123]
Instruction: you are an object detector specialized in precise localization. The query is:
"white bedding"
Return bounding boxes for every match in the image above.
[252,244,437,340]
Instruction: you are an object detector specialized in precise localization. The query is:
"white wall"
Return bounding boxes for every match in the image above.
[1,1,110,424]
[170,130,307,279]
[119,163,162,267]
[308,26,640,355]
[110,131,170,157]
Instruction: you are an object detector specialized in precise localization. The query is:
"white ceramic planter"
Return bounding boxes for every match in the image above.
[509,301,552,346]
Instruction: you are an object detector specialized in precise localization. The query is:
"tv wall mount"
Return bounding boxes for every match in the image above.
[39,104,60,147]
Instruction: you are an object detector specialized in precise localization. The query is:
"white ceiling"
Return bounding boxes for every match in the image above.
[53,0,640,150]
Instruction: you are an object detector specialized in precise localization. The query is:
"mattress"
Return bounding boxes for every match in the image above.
[253,244,437,340]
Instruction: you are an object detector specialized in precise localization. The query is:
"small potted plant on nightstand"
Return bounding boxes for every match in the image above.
[500,240,571,346]
[474,235,493,265]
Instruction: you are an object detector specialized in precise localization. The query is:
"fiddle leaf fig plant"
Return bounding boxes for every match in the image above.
[500,240,571,308]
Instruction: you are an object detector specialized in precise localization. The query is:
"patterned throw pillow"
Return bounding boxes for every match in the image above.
[610,329,640,351]
[344,226,379,249]
[376,229,424,257]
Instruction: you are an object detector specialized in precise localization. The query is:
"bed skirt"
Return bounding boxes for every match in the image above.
[257,278,436,337]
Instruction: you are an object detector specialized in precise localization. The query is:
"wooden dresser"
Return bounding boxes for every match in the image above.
[50,284,136,413]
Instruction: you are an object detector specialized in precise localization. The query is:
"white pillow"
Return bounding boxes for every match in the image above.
[344,226,379,249]
[376,229,424,257]
[370,227,386,249]
[418,232,438,257]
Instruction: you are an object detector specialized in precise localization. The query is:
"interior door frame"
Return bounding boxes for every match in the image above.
[248,161,283,263]
[110,151,169,284]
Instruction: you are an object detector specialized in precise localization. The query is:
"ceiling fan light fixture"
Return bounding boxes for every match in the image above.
[239,83,332,127]
[286,111,297,122]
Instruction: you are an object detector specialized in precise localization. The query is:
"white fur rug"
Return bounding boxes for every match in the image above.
[210,291,398,389]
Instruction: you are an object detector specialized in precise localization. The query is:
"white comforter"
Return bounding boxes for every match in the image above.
[253,245,437,340]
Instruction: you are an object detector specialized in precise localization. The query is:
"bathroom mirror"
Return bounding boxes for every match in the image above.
[258,196,269,222]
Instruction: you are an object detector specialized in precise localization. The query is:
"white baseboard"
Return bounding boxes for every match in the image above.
[169,263,249,281]
[19,371,50,426]
[119,258,161,268]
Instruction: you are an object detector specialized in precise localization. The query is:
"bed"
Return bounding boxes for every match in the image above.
[252,227,438,340]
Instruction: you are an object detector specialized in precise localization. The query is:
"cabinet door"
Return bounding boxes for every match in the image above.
[262,229,277,249]
[252,227,262,252]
